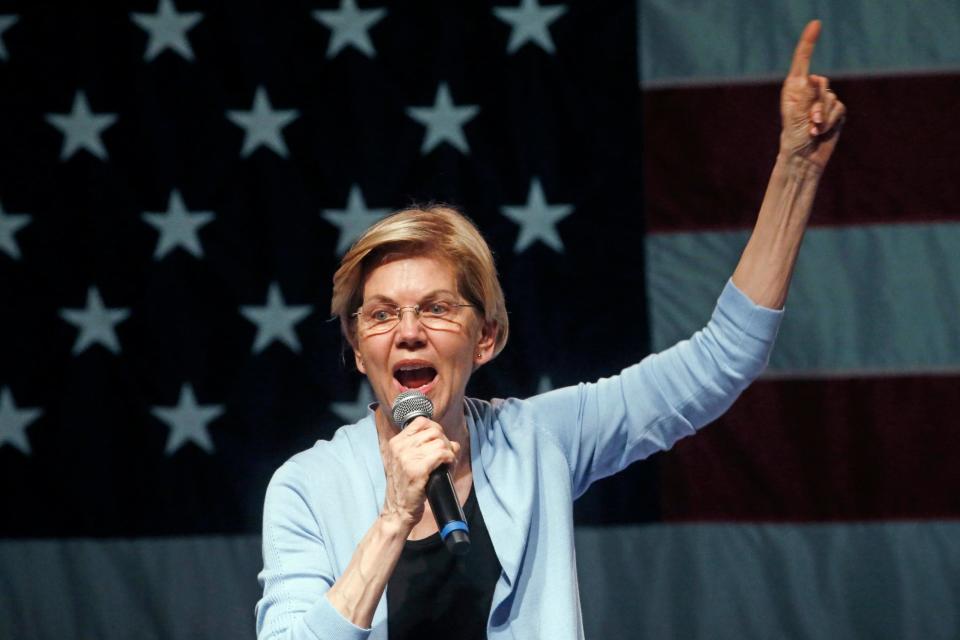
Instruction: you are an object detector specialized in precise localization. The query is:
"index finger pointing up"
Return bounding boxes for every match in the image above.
[788,19,822,78]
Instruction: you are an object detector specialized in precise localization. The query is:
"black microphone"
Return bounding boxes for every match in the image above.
[391,390,470,556]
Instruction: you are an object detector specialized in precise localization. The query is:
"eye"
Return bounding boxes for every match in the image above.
[425,301,451,316]
[369,307,396,323]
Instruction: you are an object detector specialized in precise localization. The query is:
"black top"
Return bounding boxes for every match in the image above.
[387,484,502,639]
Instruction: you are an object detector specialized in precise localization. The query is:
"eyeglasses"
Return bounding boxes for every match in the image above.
[352,299,475,336]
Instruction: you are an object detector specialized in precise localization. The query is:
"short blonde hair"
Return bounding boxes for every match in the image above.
[331,205,509,356]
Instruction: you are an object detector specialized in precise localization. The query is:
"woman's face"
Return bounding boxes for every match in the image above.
[353,254,496,430]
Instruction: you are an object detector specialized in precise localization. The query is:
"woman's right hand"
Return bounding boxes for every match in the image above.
[380,417,460,529]
[325,416,460,627]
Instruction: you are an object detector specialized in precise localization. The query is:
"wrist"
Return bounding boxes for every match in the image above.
[775,148,825,180]
[378,506,414,538]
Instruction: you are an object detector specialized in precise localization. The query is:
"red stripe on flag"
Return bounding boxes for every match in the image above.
[643,73,960,232]
[658,376,960,521]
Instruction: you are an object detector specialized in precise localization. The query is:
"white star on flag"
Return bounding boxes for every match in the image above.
[150,384,225,455]
[0,201,31,260]
[227,86,300,158]
[59,287,131,355]
[493,0,567,54]
[500,178,574,253]
[0,387,43,455]
[321,185,390,256]
[0,14,18,61]
[131,0,204,62]
[142,189,215,260]
[330,382,375,424]
[45,91,118,161]
[240,282,313,354]
[406,83,480,155]
[313,0,387,59]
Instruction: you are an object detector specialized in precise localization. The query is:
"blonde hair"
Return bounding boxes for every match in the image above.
[331,205,509,356]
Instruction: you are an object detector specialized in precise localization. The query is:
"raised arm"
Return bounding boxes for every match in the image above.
[732,19,846,309]
[528,22,845,494]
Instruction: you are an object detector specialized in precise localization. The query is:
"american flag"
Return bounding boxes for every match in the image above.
[3,1,959,639]
[1,1,643,637]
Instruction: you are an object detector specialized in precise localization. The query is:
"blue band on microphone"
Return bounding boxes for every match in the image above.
[440,520,469,540]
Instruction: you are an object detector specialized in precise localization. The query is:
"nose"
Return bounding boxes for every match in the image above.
[394,307,426,345]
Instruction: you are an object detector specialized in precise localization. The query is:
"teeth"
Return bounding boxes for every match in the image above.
[397,364,431,371]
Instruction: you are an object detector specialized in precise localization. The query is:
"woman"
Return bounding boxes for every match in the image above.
[255,19,845,640]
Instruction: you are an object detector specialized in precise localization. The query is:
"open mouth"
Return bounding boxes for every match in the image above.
[393,364,438,391]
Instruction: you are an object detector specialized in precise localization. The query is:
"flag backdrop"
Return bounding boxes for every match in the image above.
[1,1,958,639]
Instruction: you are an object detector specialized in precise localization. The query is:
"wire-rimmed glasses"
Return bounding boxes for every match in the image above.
[352,299,474,336]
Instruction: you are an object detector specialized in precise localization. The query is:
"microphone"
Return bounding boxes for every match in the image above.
[391,390,470,556]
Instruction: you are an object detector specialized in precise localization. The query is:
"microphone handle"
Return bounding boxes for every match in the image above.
[426,464,471,556]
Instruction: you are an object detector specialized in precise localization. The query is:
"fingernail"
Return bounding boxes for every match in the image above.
[810,125,819,135]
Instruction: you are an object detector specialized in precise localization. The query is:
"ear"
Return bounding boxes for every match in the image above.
[473,320,498,367]
[354,347,367,374]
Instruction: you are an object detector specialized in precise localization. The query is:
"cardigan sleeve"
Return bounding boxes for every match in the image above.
[525,278,784,498]
[255,460,372,640]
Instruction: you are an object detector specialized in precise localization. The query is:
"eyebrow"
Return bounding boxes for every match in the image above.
[363,289,459,304]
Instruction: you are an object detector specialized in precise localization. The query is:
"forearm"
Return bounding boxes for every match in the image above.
[731,151,823,309]
[325,511,410,629]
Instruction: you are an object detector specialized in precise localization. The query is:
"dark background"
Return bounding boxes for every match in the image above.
[0,0,648,538]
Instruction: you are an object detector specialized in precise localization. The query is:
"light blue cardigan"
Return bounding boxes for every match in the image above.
[256,280,783,639]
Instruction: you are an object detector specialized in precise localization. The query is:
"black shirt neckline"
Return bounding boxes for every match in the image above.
[402,482,477,551]
[386,479,501,640]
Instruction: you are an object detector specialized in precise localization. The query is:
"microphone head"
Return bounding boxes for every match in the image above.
[391,390,434,428]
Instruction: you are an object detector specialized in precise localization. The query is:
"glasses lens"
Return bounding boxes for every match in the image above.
[359,304,399,335]
[420,301,467,330]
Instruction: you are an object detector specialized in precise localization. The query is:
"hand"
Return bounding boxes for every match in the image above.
[380,417,460,529]
[779,20,846,168]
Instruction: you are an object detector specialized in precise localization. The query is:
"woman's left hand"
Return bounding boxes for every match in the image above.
[779,20,846,168]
